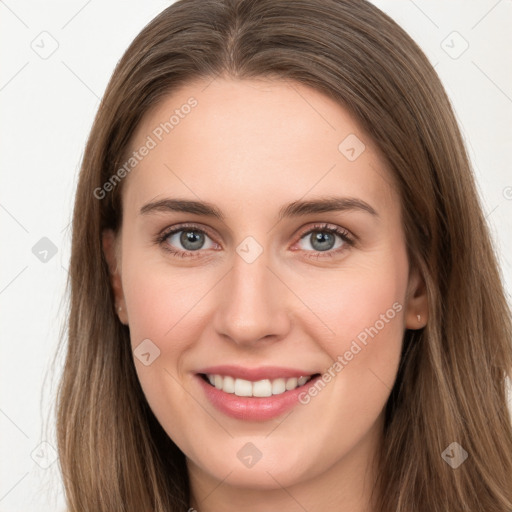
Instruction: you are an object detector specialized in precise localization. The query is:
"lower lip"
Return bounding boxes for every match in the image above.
[196,374,321,421]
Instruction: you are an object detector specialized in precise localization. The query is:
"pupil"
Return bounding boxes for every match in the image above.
[181,230,204,250]
[311,232,334,251]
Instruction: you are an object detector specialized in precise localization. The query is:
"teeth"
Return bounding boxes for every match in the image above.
[297,376,308,386]
[285,377,298,391]
[204,374,312,397]
[271,378,286,395]
[223,375,235,393]
[234,378,252,396]
[253,380,272,397]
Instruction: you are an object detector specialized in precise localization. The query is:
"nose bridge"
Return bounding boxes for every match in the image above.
[213,246,290,345]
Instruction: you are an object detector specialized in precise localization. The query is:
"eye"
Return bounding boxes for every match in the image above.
[155,222,355,259]
[294,223,354,259]
[156,224,218,257]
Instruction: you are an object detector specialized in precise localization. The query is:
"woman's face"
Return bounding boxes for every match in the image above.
[105,77,427,495]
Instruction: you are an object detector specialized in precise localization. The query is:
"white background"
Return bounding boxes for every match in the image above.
[1,1,511,510]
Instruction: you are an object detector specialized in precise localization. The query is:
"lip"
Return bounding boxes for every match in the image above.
[195,366,321,421]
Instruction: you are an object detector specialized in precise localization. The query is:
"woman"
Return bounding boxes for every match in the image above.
[55,0,512,510]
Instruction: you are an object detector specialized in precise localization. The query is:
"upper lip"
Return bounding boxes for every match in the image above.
[196,365,318,381]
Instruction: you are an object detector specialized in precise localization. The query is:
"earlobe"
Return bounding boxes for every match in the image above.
[404,267,428,330]
[102,229,128,324]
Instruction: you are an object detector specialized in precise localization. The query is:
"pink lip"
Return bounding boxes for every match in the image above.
[197,365,315,381]
[195,367,321,421]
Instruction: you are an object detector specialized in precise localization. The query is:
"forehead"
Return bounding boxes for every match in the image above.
[121,77,399,222]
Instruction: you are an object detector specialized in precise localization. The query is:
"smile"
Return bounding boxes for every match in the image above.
[195,366,323,421]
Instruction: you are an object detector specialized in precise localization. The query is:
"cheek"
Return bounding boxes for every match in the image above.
[120,258,204,442]
[296,253,407,361]
[292,249,408,421]
[120,252,219,422]
[330,273,405,363]
[121,252,212,349]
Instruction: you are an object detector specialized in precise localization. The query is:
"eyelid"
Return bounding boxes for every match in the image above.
[156,222,218,243]
[295,222,353,242]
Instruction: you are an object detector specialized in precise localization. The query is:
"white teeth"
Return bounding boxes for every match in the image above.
[285,377,298,391]
[253,379,272,397]
[271,378,286,395]
[234,378,252,396]
[204,374,312,397]
[223,375,235,393]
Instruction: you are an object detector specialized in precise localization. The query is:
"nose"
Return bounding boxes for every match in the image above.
[212,250,291,347]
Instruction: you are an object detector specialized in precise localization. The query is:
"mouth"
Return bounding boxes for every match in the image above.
[195,366,323,421]
[198,373,320,397]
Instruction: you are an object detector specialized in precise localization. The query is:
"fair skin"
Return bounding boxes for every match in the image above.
[103,77,428,512]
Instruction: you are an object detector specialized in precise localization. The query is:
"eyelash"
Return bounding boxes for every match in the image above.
[155,222,355,260]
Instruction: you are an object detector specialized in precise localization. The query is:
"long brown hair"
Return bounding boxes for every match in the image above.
[55,0,512,510]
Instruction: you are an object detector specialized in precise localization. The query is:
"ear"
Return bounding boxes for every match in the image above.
[404,265,428,330]
[102,229,128,325]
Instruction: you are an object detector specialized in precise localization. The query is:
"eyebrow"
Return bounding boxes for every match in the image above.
[139,196,378,220]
